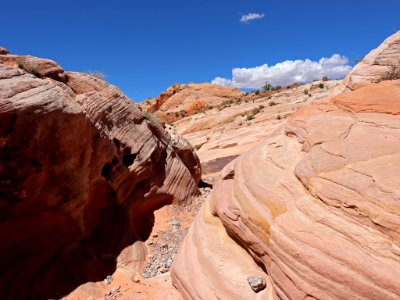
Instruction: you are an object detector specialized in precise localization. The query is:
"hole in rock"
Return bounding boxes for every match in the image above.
[198,180,213,189]
[101,163,112,178]
[113,138,121,148]
[122,153,136,167]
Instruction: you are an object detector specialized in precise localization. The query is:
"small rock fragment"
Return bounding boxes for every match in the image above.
[159,267,169,273]
[170,219,181,228]
[0,47,9,55]
[247,276,266,293]
[104,275,113,284]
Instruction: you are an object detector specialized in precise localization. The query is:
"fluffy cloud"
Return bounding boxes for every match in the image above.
[240,13,265,23]
[212,54,351,89]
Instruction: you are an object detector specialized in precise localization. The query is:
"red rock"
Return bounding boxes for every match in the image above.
[15,55,64,78]
[0,54,200,299]
[140,83,244,123]
[172,33,400,299]
[0,47,8,55]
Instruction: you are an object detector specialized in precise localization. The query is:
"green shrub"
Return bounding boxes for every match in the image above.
[262,82,272,91]
[246,113,255,121]
[318,83,324,89]
[255,90,260,95]
[322,76,328,81]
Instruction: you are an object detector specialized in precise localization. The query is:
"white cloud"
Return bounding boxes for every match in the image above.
[212,54,351,89]
[240,13,265,23]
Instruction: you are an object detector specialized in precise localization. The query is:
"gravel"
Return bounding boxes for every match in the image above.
[142,179,215,278]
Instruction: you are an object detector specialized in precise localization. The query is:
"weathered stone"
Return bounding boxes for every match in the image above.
[344,31,400,90]
[172,33,400,300]
[247,276,266,293]
[0,47,9,55]
[15,55,64,78]
[0,53,200,299]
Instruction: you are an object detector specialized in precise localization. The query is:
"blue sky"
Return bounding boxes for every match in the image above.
[3,0,400,101]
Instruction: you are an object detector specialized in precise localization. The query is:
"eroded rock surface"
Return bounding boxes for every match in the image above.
[141,83,244,123]
[175,81,344,177]
[0,52,200,300]
[344,31,400,90]
[172,78,400,299]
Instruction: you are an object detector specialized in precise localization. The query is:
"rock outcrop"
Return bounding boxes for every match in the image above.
[172,78,400,300]
[172,32,400,299]
[141,83,244,123]
[173,80,344,177]
[0,52,200,300]
[344,31,400,90]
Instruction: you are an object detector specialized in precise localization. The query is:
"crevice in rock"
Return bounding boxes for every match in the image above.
[101,163,112,178]
[122,153,136,167]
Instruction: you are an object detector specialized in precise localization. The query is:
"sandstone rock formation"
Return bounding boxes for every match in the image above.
[141,83,244,123]
[173,81,344,177]
[344,31,400,90]
[0,52,200,300]
[172,78,400,299]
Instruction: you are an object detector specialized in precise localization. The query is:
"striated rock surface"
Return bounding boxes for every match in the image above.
[172,77,400,299]
[141,83,244,123]
[0,52,200,300]
[174,81,344,177]
[344,31,400,90]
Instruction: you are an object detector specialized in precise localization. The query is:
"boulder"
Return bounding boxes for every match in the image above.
[344,31,400,90]
[0,54,200,299]
[0,47,9,55]
[172,79,400,299]
[15,55,64,78]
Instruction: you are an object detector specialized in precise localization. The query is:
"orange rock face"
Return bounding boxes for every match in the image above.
[141,83,244,123]
[172,79,400,299]
[0,54,200,299]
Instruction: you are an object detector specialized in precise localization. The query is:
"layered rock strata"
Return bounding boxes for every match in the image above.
[344,31,400,90]
[0,53,200,299]
[172,79,400,299]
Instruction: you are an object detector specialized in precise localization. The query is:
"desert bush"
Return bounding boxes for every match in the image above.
[179,110,188,117]
[322,76,328,81]
[252,107,261,115]
[259,104,265,109]
[143,111,165,130]
[318,83,324,89]
[269,101,277,106]
[375,66,400,82]
[304,89,309,95]
[272,86,282,91]
[262,82,272,91]
[254,90,260,95]
[246,113,255,121]
[85,70,106,80]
